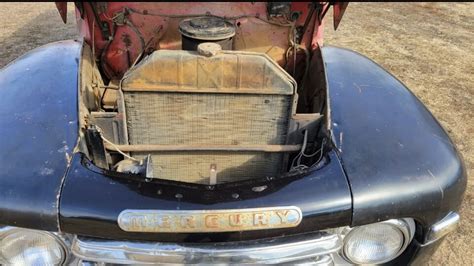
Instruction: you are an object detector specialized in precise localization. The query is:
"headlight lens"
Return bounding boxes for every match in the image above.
[343,219,415,264]
[0,227,67,265]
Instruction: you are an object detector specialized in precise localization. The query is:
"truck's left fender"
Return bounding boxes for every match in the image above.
[321,46,467,229]
[0,40,81,231]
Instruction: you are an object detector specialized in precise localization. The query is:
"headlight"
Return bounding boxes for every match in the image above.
[0,227,68,265]
[342,218,415,265]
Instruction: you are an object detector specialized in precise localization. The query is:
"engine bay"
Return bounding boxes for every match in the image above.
[76,3,330,185]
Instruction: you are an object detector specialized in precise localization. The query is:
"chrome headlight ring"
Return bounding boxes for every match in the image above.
[340,218,416,265]
[0,226,70,265]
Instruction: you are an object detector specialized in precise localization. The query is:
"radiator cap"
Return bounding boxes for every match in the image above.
[197,42,222,57]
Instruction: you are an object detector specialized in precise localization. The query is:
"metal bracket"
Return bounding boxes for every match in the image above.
[85,125,108,169]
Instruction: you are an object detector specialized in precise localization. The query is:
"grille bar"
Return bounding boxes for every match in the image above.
[104,143,302,152]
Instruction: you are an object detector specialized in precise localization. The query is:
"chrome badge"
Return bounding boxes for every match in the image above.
[118,206,302,233]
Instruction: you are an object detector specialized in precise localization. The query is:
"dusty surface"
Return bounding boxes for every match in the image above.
[0,2,472,264]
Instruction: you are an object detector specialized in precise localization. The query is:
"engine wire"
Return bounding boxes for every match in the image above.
[97,127,140,162]
[125,19,146,61]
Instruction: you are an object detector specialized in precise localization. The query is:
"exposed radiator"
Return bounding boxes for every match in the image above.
[120,49,296,184]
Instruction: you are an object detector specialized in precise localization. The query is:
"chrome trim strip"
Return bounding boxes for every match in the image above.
[71,232,342,265]
[425,212,460,245]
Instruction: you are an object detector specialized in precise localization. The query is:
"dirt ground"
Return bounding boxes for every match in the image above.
[0,2,472,265]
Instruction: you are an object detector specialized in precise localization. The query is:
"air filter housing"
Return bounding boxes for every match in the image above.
[120,46,297,184]
[179,16,236,51]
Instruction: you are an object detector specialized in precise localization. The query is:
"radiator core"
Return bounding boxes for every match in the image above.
[121,49,296,184]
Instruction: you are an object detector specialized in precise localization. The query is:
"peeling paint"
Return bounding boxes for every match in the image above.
[39,167,55,176]
[338,132,343,153]
[57,145,69,153]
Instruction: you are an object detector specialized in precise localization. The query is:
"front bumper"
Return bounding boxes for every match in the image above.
[72,231,342,265]
[71,232,343,265]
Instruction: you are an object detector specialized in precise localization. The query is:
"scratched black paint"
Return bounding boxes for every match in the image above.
[0,41,81,231]
[321,47,466,228]
[0,41,466,264]
[59,151,352,242]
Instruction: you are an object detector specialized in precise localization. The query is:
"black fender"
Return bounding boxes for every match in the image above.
[321,46,467,229]
[0,41,81,231]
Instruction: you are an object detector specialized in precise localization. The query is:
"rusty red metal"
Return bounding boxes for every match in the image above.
[69,2,347,79]
[55,2,67,23]
[333,2,349,30]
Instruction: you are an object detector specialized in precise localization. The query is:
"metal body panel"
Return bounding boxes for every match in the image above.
[321,46,467,227]
[122,50,296,95]
[59,151,352,241]
[390,238,444,266]
[74,2,325,79]
[0,41,81,231]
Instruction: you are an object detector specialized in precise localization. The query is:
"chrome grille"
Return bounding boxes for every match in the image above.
[71,232,342,265]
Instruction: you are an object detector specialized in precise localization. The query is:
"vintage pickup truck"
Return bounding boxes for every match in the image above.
[0,2,466,265]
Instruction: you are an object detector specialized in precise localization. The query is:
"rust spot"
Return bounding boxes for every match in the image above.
[122,33,132,48]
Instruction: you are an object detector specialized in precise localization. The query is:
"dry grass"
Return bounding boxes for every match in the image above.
[0,2,472,264]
